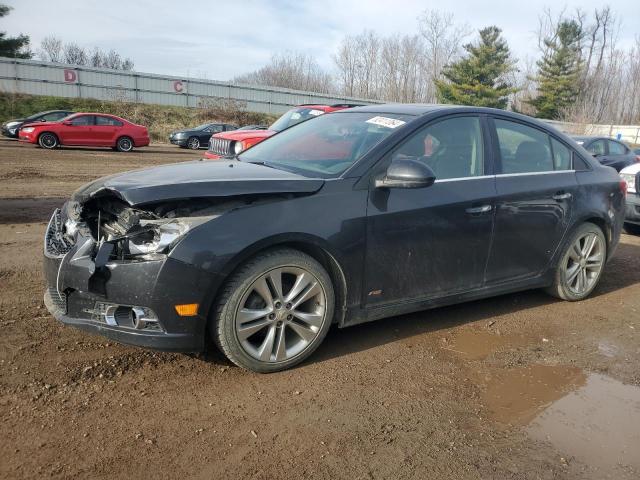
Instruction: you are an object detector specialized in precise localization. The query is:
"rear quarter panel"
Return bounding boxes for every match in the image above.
[574,164,625,260]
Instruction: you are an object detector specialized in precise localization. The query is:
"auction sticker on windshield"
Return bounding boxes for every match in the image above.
[308,109,324,116]
[366,116,406,129]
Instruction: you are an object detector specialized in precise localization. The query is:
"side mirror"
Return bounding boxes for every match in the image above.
[375,158,436,189]
[39,118,46,122]
[62,120,73,126]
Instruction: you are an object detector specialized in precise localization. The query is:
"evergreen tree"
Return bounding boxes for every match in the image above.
[435,26,517,109]
[0,4,32,59]
[528,20,582,119]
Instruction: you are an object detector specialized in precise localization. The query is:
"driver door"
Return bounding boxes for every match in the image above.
[364,115,496,306]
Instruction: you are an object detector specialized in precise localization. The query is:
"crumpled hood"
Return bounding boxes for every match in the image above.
[72,159,324,206]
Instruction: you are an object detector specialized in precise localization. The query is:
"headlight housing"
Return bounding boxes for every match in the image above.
[174,132,186,138]
[621,173,636,193]
[234,140,245,154]
[6,121,20,128]
[21,127,35,133]
[126,217,210,255]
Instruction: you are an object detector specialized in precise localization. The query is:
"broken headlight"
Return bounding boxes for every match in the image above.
[126,217,210,255]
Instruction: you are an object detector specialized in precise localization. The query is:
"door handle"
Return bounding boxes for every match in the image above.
[465,205,492,215]
[552,192,572,201]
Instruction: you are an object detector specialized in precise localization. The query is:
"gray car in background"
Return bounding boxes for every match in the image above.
[573,136,639,172]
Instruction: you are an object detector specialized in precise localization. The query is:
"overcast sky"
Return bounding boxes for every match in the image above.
[3,0,639,80]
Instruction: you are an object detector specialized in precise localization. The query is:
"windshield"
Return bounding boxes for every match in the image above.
[240,112,414,177]
[269,107,328,132]
[194,124,211,131]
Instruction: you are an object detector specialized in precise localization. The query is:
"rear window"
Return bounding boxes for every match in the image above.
[269,107,327,132]
[95,116,123,126]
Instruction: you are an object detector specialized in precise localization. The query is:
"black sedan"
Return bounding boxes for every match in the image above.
[2,110,73,138]
[169,123,237,149]
[573,136,638,171]
[43,105,625,372]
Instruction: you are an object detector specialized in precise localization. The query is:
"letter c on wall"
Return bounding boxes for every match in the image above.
[173,80,184,93]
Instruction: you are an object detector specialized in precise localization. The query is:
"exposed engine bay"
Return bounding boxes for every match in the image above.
[59,193,283,262]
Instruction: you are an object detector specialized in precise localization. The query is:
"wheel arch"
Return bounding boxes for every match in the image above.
[208,233,348,327]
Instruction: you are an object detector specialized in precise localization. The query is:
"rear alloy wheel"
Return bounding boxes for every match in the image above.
[187,137,200,150]
[546,222,606,301]
[38,132,58,149]
[116,136,133,152]
[212,249,334,372]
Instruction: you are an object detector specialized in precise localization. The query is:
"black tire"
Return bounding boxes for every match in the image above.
[211,248,335,373]
[38,132,59,149]
[624,223,640,235]
[187,137,200,150]
[115,136,134,152]
[546,222,607,301]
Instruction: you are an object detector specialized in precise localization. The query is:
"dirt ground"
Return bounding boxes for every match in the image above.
[1,138,639,480]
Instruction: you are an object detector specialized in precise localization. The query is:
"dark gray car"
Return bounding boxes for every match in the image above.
[169,123,237,149]
[573,136,638,172]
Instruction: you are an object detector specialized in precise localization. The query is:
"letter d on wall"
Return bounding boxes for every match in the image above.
[63,69,77,83]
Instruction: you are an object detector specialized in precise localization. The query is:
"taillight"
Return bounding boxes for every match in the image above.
[620,179,628,195]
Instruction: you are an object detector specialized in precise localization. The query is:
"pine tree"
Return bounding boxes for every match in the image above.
[435,26,517,109]
[528,20,582,119]
[0,4,32,59]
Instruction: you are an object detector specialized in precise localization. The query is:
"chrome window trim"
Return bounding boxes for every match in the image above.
[433,170,576,183]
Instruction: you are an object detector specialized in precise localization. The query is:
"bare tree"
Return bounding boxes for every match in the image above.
[37,37,134,70]
[418,10,471,102]
[38,35,63,63]
[63,42,87,66]
[234,52,334,93]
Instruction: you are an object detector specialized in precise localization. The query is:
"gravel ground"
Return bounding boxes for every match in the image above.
[1,138,639,479]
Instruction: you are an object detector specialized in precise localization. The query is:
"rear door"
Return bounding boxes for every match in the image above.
[606,140,635,171]
[200,124,223,145]
[59,115,95,145]
[93,115,122,146]
[364,115,496,305]
[484,117,578,284]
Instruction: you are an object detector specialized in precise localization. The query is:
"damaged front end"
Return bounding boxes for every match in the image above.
[41,194,251,350]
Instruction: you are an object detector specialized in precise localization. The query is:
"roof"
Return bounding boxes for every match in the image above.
[337,103,531,117]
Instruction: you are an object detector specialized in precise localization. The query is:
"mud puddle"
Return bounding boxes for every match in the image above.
[442,329,530,360]
[528,373,640,474]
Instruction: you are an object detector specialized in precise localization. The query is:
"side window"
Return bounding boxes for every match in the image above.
[210,125,224,133]
[586,140,606,156]
[608,140,627,155]
[95,116,122,126]
[495,119,553,173]
[392,116,484,180]
[70,115,94,126]
[550,138,573,170]
[42,112,67,121]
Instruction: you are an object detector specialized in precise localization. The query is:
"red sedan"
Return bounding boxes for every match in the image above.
[19,113,150,152]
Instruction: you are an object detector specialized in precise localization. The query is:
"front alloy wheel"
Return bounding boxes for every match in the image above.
[187,137,200,150]
[38,133,58,149]
[212,249,334,372]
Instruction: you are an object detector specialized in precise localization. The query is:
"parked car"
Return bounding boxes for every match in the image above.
[204,104,362,159]
[169,123,237,150]
[2,110,74,138]
[620,163,640,235]
[43,105,625,372]
[19,113,149,152]
[572,136,639,171]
